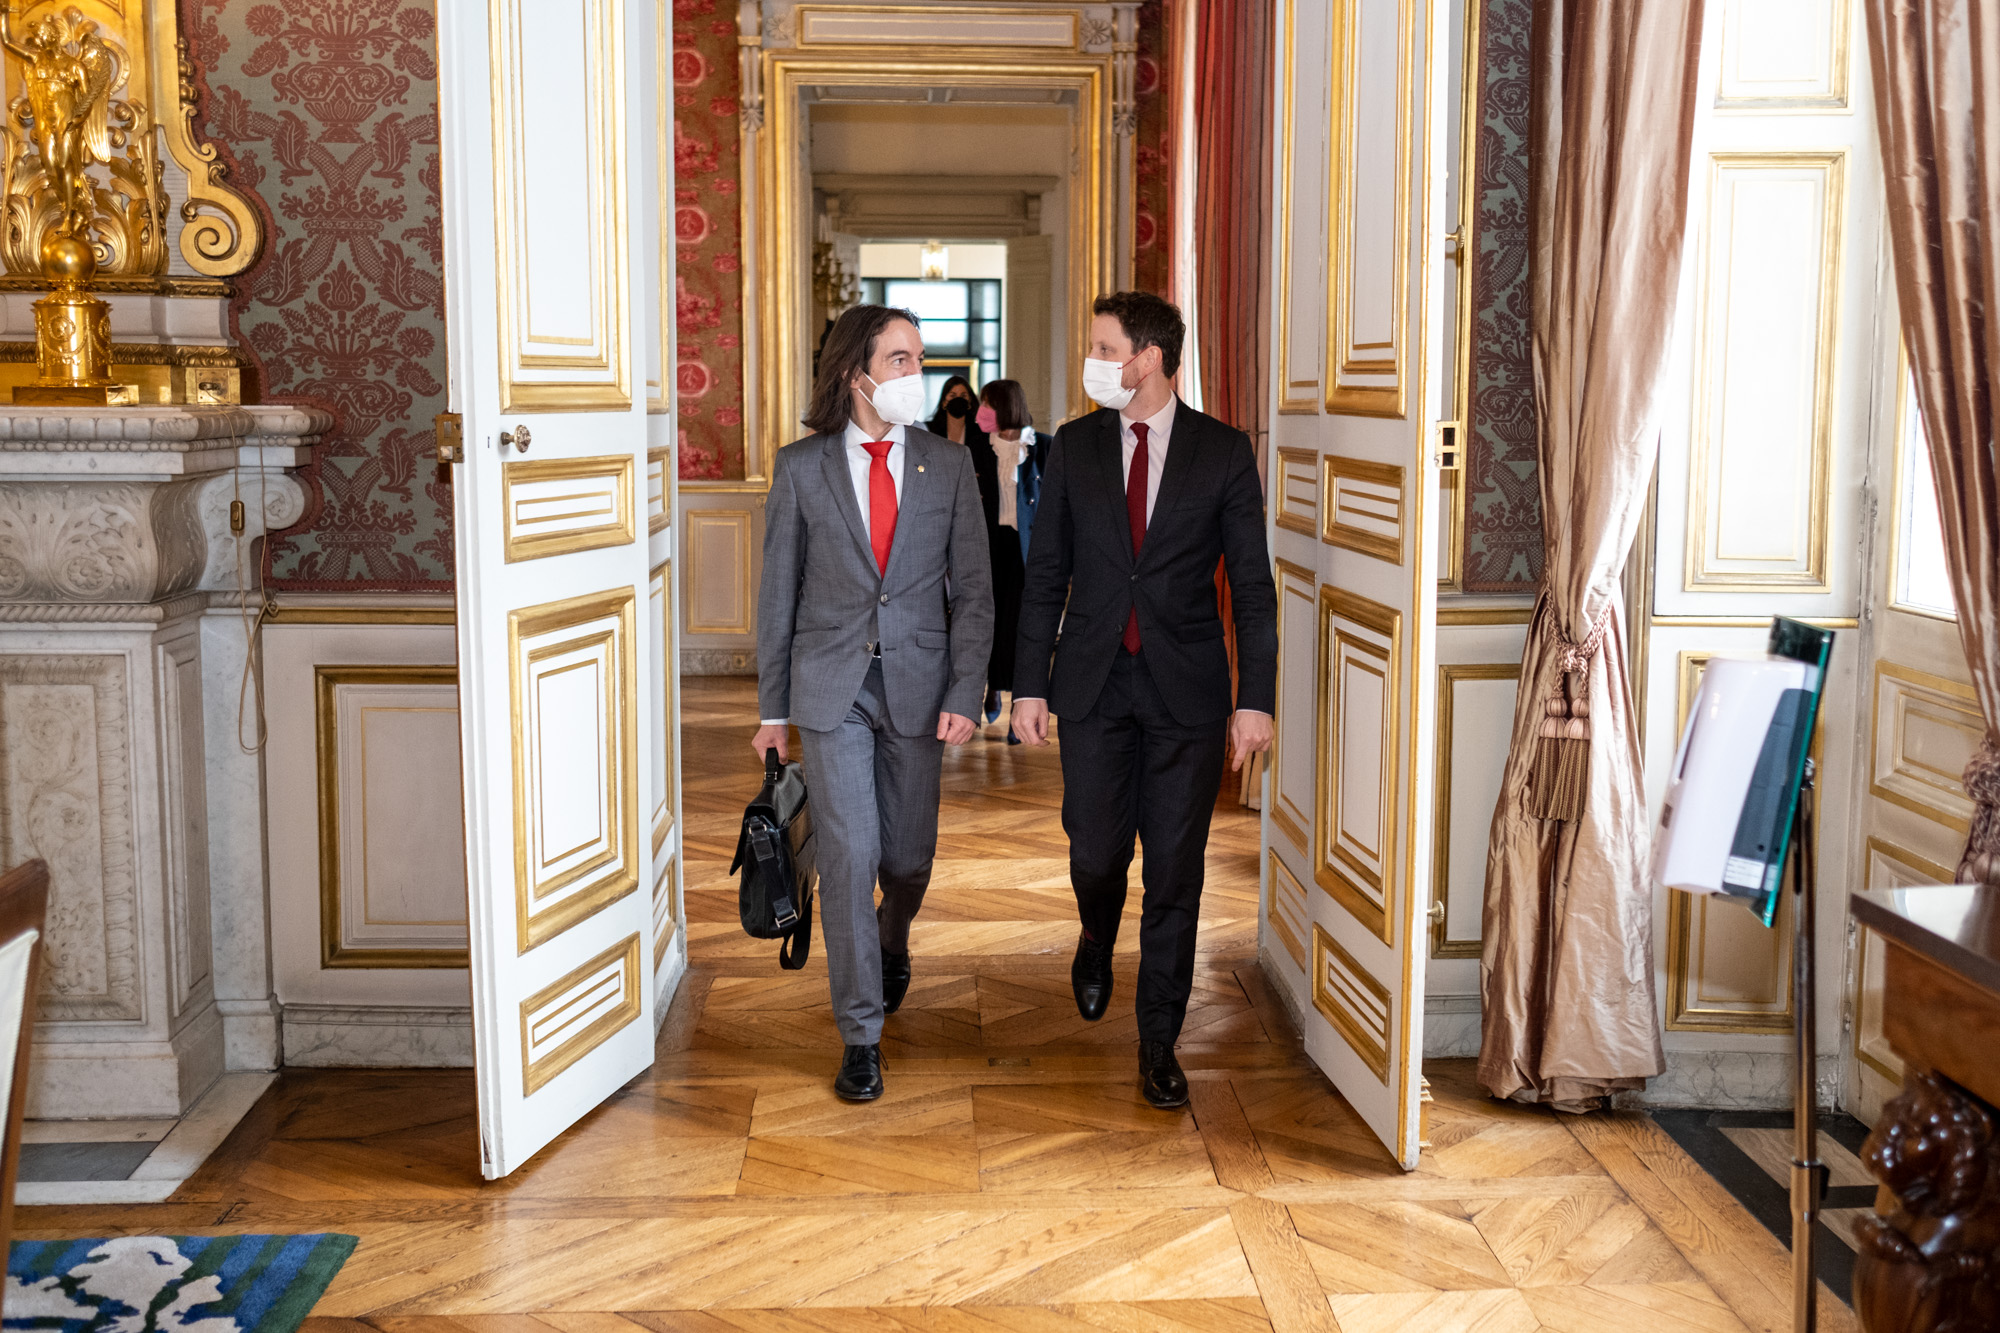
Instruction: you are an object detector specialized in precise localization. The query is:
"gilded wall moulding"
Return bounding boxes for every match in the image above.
[0,1,262,284]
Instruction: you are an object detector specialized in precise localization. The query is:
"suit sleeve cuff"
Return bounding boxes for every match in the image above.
[1234,709,1271,719]
[759,718,788,726]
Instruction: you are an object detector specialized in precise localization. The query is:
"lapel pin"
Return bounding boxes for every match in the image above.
[917,465,925,473]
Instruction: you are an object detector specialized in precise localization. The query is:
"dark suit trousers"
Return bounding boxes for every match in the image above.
[1059,650,1227,1043]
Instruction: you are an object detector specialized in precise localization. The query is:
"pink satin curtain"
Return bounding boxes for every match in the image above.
[1478,0,1706,1110]
[1865,0,2000,886]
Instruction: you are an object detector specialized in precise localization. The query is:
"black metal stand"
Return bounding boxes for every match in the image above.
[1790,758,1827,1333]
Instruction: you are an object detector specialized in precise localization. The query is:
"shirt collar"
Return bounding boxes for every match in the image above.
[1120,395,1177,445]
[845,420,906,449]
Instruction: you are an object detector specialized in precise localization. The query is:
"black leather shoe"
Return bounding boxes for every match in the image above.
[1072,934,1114,1021]
[834,1043,884,1101]
[881,950,912,1014]
[1139,1041,1188,1109]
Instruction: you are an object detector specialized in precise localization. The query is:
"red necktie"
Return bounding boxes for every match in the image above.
[1123,422,1149,653]
[863,439,898,576]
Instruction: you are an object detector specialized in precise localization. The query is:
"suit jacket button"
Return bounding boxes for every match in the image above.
[879,593,890,603]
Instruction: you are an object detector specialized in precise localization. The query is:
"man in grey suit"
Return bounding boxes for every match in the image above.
[752,304,993,1101]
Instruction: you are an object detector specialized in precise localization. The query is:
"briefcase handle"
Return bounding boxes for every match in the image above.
[764,746,781,780]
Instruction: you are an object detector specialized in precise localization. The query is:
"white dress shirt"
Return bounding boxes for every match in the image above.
[844,419,906,536]
[1121,396,1176,524]
[759,419,909,726]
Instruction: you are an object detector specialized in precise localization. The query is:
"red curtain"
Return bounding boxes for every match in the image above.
[1191,0,1274,459]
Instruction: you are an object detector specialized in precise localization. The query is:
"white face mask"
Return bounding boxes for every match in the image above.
[1083,356,1138,411]
[861,372,927,427]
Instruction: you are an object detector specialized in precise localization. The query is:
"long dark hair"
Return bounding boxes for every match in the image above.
[803,304,920,435]
[925,374,977,436]
[979,378,1031,434]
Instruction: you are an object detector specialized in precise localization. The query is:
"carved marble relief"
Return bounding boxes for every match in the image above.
[0,655,142,1022]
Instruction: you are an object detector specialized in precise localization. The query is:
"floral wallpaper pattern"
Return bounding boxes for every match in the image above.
[1462,0,1542,591]
[1132,0,1170,297]
[184,0,453,590]
[670,0,746,481]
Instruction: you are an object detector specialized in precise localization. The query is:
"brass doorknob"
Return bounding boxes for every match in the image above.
[501,425,532,454]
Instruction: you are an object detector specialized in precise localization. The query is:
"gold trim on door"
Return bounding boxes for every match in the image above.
[1853,836,1952,1084]
[502,455,637,562]
[489,0,631,412]
[1274,448,1320,536]
[647,448,670,534]
[1267,851,1310,971]
[1430,663,1518,960]
[1276,0,1322,414]
[1323,0,1414,418]
[1869,660,1981,832]
[1315,586,1403,944]
[519,932,643,1094]
[314,665,471,970]
[1313,922,1391,1081]
[509,587,642,953]
[1271,558,1317,854]
[1321,455,1406,564]
[651,558,678,855]
[684,509,757,635]
[654,855,679,968]
[1682,151,1846,592]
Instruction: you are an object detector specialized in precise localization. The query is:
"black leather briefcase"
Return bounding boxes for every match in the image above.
[729,748,817,969]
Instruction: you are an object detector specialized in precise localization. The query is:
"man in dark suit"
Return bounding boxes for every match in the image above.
[1011,291,1277,1109]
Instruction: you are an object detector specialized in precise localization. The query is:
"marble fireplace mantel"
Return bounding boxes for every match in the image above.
[0,404,331,1118]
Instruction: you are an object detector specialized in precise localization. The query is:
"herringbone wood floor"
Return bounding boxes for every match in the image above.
[18,677,1852,1333]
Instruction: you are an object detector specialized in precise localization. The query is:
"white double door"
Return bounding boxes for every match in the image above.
[438,0,683,1177]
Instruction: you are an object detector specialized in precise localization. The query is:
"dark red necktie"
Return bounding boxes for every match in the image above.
[862,439,898,576]
[1123,422,1149,653]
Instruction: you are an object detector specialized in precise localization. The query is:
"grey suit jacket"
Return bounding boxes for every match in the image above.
[757,426,995,737]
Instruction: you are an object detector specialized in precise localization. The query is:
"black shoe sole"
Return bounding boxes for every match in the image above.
[835,1082,884,1103]
[1142,1086,1189,1109]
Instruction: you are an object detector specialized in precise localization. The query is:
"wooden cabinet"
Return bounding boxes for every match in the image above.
[1847,886,2000,1333]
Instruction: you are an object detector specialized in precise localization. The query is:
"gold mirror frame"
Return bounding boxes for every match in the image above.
[754,53,1114,484]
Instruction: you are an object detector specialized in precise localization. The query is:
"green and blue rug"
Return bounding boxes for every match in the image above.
[5,1234,356,1333]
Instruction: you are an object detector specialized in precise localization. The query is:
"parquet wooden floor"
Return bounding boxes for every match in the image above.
[18,677,1853,1333]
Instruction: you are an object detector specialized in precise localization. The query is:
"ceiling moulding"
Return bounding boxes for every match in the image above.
[816,173,1061,240]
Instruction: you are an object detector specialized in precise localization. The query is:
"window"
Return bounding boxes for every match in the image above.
[1892,373,1956,619]
[860,277,1002,413]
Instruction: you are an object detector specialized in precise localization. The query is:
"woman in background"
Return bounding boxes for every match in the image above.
[926,375,983,447]
[970,379,1051,733]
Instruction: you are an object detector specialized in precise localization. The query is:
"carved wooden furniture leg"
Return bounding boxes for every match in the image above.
[1851,1070,2000,1332]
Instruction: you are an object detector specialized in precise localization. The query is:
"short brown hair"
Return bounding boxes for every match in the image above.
[1092,291,1184,379]
[979,378,1031,433]
[803,305,920,434]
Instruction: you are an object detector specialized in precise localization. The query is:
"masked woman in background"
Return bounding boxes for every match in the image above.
[970,379,1051,733]
[926,374,984,447]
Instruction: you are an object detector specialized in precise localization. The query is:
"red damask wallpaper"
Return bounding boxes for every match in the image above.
[185,0,453,590]
[1132,0,1170,297]
[671,0,746,481]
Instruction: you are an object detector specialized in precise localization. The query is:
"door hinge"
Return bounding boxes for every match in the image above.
[435,412,465,464]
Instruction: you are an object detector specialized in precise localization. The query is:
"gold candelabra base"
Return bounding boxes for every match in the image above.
[13,234,116,406]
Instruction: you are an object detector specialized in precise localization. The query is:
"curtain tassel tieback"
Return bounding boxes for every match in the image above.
[1528,611,1610,824]
[1959,736,2000,887]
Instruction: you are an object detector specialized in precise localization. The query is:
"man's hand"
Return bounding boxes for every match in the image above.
[1011,697,1050,746]
[1228,710,1273,772]
[751,723,789,763]
[937,711,976,745]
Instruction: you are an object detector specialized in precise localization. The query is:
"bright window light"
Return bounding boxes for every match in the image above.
[1894,373,1956,619]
